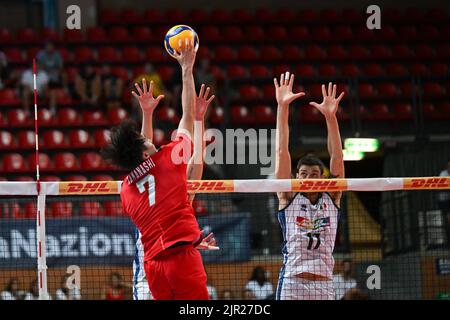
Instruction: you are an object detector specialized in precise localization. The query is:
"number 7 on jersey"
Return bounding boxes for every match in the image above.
[137,175,156,206]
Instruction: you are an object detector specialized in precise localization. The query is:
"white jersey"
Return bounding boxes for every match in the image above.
[277,192,340,279]
[133,228,152,300]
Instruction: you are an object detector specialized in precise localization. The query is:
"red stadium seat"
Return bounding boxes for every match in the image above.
[0,89,21,107]
[210,66,225,82]
[377,26,397,40]
[436,44,450,59]
[209,8,231,22]
[69,129,93,148]
[152,128,167,146]
[423,82,444,97]
[392,45,415,60]
[437,102,450,116]
[164,8,185,23]
[0,131,15,149]
[341,64,360,77]
[156,106,180,124]
[54,88,73,106]
[40,27,60,42]
[230,105,254,125]
[386,63,409,76]
[18,202,36,219]
[308,84,324,100]
[422,103,435,119]
[378,83,399,98]
[57,108,81,126]
[49,201,72,218]
[214,46,236,62]
[108,26,130,43]
[156,66,175,83]
[7,109,31,127]
[399,82,414,98]
[142,9,163,24]
[17,28,39,44]
[103,201,124,216]
[74,47,94,63]
[297,9,317,22]
[26,47,40,61]
[311,26,331,41]
[327,45,347,60]
[65,175,87,181]
[54,152,78,171]
[425,8,447,22]
[430,63,449,76]
[393,103,413,120]
[108,108,128,125]
[63,29,84,43]
[145,46,168,62]
[80,201,104,217]
[3,153,26,172]
[40,175,60,182]
[111,66,129,81]
[252,105,276,124]
[58,47,72,63]
[318,64,338,77]
[87,27,107,42]
[121,8,142,24]
[202,26,221,42]
[223,26,245,42]
[227,65,247,79]
[80,152,103,170]
[348,45,370,60]
[267,26,288,41]
[415,44,435,59]
[275,8,296,22]
[83,110,107,126]
[370,45,392,60]
[244,26,265,42]
[282,45,302,61]
[409,63,429,76]
[260,45,282,61]
[232,9,253,23]
[15,176,34,182]
[98,47,120,63]
[17,130,35,149]
[189,9,208,23]
[295,64,316,78]
[418,25,439,40]
[255,8,274,22]
[368,104,392,121]
[320,8,339,22]
[94,129,110,148]
[0,28,13,43]
[304,45,327,60]
[299,106,322,123]
[335,26,353,41]
[363,63,385,77]
[291,26,309,41]
[37,109,54,127]
[398,26,417,40]
[239,85,261,101]
[250,65,270,78]
[237,46,259,61]
[42,130,66,149]
[354,26,375,42]
[99,9,120,25]
[122,46,142,63]
[404,7,424,22]
[262,84,275,100]
[92,174,114,181]
[209,107,224,126]
[359,83,377,99]
[272,65,290,78]
[132,26,153,42]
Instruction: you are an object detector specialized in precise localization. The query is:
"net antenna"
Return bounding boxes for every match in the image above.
[33,59,50,300]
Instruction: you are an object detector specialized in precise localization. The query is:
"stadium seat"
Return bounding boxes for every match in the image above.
[398,26,417,40]
[392,45,415,60]
[98,47,120,63]
[210,66,225,82]
[94,129,110,148]
[214,46,236,62]
[80,201,104,217]
[103,201,124,216]
[418,25,439,40]
[17,130,35,149]
[108,26,130,43]
[79,152,103,170]
[308,84,324,100]
[423,82,444,97]
[384,8,401,22]
[232,8,253,23]
[63,29,84,43]
[370,45,392,60]
[424,8,447,22]
[74,47,95,63]
[262,83,275,100]
[42,130,66,149]
[132,26,153,42]
[244,26,265,42]
[156,106,179,124]
[297,9,317,22]
[202,26,221,42]
[209,106,224,126]
[348,45,370,60]
[368,104,391,121]
[267,26,288,41]
[415,44,435,60]
[189,8,208,23]
[92,174,114,181]
[399,82,414,98]
[409,63,429,76]
[156,66,175,83]
[291,26,309,41]
[17,28,40,44]
[26,47,40,61]
[0,131,15,149]
[422,103,435,119]
[404,7,424,22]
[209,8,231,22]
[7,109,31,127]
[121,8,142,24]
[437,102,450,117]
[152,128,167,146]
[378,83,399,98]
[386,63,409,76]
[65,175,88,181]
[54,88,73,106]
[142,9,163,24]
[49,201,72,218]
[99,8,120,25]
[227,65,247,79]
[54,152,78,171]
[145,46,168,62]
[341,64,360,76]
[250,65,270,78]
[230,105,254,125]
[108,108,128,125]
[58,47,72,63]
[363,63,385,77]
[37,109,54,127]
[239,85,261,101]
[358,83,377,99]
[282,45,302,61]
[436,44,450,59]
[327,45,347,60]
[0,89,21,107]
[40,175,60,182]
[393,103,413,120]
[223,26,245,42]
[430,63,449,76]
[87,27,107,43]
[111,66,130,81]
[252,105,276,124]
[4,48,24,64]
[57,108,81,126]
[260,45,282,61]
[69,129,93,148]
[311,26,331,41]
[237,45,259,61]
[164,8,185,23]
[19,202,36,219]
[83,110,107,126]
[255,8,274,22]
[0,27,13,43]
[304,45,327,60]
[295,64,316,78]
[3,153,26,172]
[121,46,142,63]
[318,64,338,77]
[39,27,59,42]
[335,26,353,41]
[299,106,322,123]
[275,8,296,22]
[377,26,397,40]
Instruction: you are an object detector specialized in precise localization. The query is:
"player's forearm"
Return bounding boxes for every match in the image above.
[325,115,345,177]
[141,110,154,140]
[275,104,292,179]
[180,68,195,135]
[187,120,204,179]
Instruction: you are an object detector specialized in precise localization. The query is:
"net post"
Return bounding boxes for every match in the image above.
[37,193,49,300]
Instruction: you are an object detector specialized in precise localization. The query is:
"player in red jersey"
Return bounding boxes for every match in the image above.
[102,39,216,300]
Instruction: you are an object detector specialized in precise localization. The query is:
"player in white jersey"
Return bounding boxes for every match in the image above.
[130,73,214,299]
[273,72,345,300]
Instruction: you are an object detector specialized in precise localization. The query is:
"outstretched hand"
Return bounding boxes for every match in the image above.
[132,79,164,113]
[274,72,305,107]
[173,38,197,70]
[195,84,215,120]
[196,230,219,250]
[309,82,344,118]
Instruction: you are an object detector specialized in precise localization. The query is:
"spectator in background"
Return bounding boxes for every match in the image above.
[101,272,128,300]
[245,266,274,300]
[20,62,56,115]
[242,289,255,300]
[101,64,124,110]
[206,278,218,300]
[1,278,25,300]
[55,274,81,300]
[36,41,66,89]
[24,277,52,300]
[220,289,234,300]
[75,64,101,108]
[333,259,358,300]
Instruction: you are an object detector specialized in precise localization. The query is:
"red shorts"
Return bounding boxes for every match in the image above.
[144,244,209,300]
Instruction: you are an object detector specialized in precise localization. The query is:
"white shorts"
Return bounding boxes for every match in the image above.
[133,279,152,300]
[276,276,335,300]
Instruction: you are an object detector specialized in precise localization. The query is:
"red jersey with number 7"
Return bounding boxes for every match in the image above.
[120,133,201,262]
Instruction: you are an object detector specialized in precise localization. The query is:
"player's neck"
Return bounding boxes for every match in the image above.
[305,193,320,205]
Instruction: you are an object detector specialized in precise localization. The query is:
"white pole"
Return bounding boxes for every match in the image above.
[37,194,49,300]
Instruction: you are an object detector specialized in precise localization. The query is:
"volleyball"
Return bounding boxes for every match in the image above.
[164,25,199,58]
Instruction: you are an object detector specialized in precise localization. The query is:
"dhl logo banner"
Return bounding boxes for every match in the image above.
[187,180,234,193]
[403,177,450,190]
[291,179,348,192]
[59,182,119,195]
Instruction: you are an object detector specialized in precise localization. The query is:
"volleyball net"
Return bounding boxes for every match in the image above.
[0,178,449,300]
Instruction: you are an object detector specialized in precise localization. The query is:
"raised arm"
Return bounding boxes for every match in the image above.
[187,84,215,202]
[274,72,305,204]
[132,79,164,140]
[309,82,345,205]
[174,38,197,139]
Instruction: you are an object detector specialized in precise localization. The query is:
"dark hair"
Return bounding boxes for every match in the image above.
[296,154,325,174]
[5,278,18,292]
[101,120,146,170]
[250,266,268,283]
